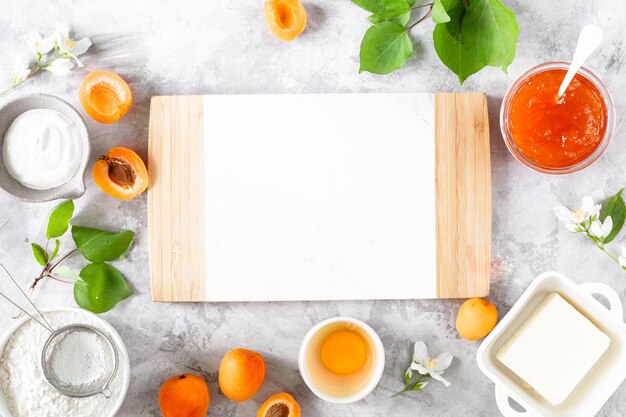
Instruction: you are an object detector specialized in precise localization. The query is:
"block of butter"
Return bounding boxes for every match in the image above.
[497,293,610,406]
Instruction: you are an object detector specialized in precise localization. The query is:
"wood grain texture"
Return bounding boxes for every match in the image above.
[148,94,491,302]
[148,96,205,302]
[434,93,491,298]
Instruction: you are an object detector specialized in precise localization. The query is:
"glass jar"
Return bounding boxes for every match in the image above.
[500,62,615,175]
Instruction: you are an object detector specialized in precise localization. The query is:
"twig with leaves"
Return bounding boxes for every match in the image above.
[2,23,92,96]
[555,189,626,270]
[29,200,134,314]
[352,0,518,82]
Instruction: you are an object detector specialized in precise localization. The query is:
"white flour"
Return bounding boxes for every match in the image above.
[0,311,125,417]
[50,329,109,388]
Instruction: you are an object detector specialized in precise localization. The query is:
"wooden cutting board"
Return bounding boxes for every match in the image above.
[148,93,491,302]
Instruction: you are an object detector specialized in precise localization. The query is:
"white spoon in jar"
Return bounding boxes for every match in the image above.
[557,24,604,99]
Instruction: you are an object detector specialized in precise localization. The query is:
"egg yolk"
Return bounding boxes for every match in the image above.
[320,330,367,375]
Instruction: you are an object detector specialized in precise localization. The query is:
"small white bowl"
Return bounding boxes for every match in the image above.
[0,307,130,417]
[298,316,385,404]
[477,272,626,417]
[0,94,90,202]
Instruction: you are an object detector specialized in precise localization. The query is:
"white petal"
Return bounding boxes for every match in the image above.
[590,204,601,218]
[554,206,576,223]
[601,216,613,239]
[412,341,429,365]
[589,220,602,238]
[54,23,70,50]
[622,246,626,258]
[45,58,74,76]
[37,36,55,54]
[431,352,453,372]
[26,32,42,54]
[410,362,429,375]
[12,57,31,80]
[70,37,92,56]
[582,196,594,213]
[564,223,580,232]
[429,371,451,387]
[55,22,70,40]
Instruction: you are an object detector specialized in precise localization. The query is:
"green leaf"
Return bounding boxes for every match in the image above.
[71,226,135,263]
[359,22,413,74]
[432,0,451,23]
[49,239,60,262]
[433,0,518,83]
[352,0,411,13]
[46,200,74,239]
[369,9,412,25]
[31,243,47,266]
[55,266,80,280]
[74,263,133,313]
[602,188,626,244]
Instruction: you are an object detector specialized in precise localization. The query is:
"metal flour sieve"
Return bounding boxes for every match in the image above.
[0,264,118,398]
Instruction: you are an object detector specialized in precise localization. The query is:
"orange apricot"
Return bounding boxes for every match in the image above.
[456,298,498,341]
[158,373,210,417]
[264,0,307,42]
[93,147,148,200]
[79,70,132,124]
[219,348,266,402]
[257,392,301,417]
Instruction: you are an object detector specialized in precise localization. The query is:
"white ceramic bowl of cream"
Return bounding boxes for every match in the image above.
[0,307,130,417]
[0,94,90,202]
[298,316,385,404]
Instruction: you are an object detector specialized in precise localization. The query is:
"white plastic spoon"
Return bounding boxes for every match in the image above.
[557,24,604,98]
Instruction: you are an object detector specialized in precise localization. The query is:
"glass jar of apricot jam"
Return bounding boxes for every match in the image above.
[501,62,615,174]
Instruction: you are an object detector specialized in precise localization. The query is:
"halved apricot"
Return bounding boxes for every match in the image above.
[264,0,307,42]
[93,147,148,200]
[257,393,300,417]
[79,70,132,124]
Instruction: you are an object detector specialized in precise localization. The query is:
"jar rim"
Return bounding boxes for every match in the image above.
[500,61,615,175]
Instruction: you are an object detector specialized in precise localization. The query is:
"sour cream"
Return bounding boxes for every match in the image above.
[2,109,83,190]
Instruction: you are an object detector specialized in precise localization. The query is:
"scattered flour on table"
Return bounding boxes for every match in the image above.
[0,311,125,417]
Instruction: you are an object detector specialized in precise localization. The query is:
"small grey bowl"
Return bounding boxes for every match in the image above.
[0,94,90,202]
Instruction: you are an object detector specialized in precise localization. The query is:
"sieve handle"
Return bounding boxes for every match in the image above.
[0,263,54,332]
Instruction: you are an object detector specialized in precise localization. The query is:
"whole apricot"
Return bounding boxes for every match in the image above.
[219,348,266,402]
[456,298,498,341]
[159,373,210,417]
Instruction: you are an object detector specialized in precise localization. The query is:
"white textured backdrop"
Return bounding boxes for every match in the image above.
[0,1,625,416]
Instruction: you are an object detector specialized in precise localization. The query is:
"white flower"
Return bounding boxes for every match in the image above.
[53,23,92,67]
[409,341,453,387]
[26,32,54,55]
[619,247,626,269]
[12,57,31,82]
[554,196,601,226]
[44,58,74,76]
[589,216,613,241]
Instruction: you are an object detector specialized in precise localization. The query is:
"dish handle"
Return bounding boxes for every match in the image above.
[495,385,537,417]
[578,282,624,322]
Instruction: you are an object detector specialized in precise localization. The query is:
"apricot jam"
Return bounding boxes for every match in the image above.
[507,68,607,169]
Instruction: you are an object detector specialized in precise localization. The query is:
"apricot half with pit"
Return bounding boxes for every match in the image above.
[264,0,307,42]
[257,392,301,417]
[92,147,148,201]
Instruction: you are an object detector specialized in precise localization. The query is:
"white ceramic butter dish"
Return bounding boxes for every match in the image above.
[477,271,626,417]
